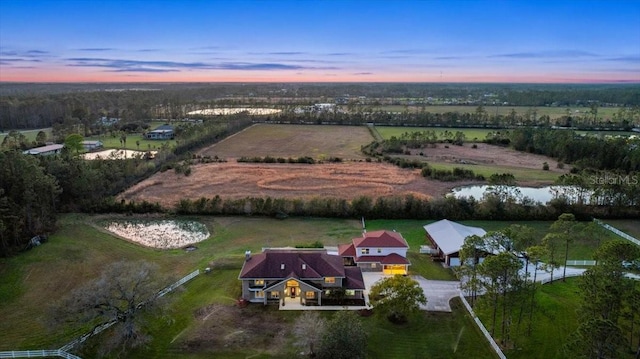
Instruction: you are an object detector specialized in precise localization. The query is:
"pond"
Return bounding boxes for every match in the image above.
[104,219,210,249]
[450,185,590,204]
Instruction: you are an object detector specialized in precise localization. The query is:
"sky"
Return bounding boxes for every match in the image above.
[0,0,639,83]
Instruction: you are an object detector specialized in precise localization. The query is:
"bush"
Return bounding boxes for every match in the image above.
[543,162,550,171]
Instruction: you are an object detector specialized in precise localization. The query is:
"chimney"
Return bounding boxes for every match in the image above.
[245,250,251,261]
[280,263,285,270]
[302,264,307,270]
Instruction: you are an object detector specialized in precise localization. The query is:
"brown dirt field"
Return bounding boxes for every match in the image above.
[177,304,290,355]
[411,143,570,171]
[198,123,373,160]
[120,162,458,207]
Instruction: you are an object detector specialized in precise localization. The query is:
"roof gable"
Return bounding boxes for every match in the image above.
[352,230,409,248]
[239,250,345,279]
[423,219,486,255]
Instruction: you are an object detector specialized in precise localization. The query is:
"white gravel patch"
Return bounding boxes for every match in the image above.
[105,220,209,249]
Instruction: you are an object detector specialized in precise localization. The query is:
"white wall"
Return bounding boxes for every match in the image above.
[357,247,407,257]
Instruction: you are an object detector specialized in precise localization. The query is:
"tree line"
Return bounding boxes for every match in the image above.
[0,116,252,256]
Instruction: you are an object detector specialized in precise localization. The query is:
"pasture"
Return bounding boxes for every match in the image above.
[367,105,622,120]
[403,142,569,184]
[86,133,175,151]
[0,127,53,143]
[199,123,373,160]
[376,126,499,142]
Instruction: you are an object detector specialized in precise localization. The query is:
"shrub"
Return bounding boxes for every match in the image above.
[543,162,550,171]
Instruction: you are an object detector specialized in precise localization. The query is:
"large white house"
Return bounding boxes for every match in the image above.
[339,230,410,275]
[423,220,486,267]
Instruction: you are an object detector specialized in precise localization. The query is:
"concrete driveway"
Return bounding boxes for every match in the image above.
[361,272,460,312]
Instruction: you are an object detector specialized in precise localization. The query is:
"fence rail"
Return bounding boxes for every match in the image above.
[60,269,201,353]
[594,219,640,246]
[459,294,507,359]
[565,260,597,266]
[0,350,81,359]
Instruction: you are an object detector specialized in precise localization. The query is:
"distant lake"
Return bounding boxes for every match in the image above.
[451,185,574,203]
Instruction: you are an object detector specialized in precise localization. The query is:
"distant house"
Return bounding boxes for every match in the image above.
[23,144,64,156]
[423,219,486,267]
[339,230,410,275]
[82,140,103,151]
[145,125,174,140]
[96,117,120,127]
[238,249,365,306]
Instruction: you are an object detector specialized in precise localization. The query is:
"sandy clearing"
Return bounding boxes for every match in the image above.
[83,149,156,160]
[410,143,569,171]
[120,161,459,208]
[187,108,281,116]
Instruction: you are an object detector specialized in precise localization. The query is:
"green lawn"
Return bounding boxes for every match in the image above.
[0,214,617,357]
[0,127,53,143]
[86,133,176,151]
[376,126,499,141]
[428,161,561,182]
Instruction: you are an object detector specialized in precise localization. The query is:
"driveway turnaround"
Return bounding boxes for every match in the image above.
[410,276,460,312]
[362,272,460,312]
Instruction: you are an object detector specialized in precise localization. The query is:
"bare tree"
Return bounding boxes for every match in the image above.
[50,261,167,357]
[293,312,326,357]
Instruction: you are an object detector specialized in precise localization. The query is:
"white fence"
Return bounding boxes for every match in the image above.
[61,269,200,352]
[0,350,81,359]
[594,219,640,246]
[565,260,597,266]
[458,294,507,359]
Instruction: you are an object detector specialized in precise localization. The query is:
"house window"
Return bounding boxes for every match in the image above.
[325,277,336,284]
[345,290,355,296]
[306,291,315,299]
[325,290,332,296]
[361,248,370,255]
[255,291,264,298]
[371,263,377,268]
[377,248,382,254]
[271,291,280,298]
[254,279,264,286]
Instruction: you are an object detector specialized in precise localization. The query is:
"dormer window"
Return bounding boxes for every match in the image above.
[302,264,307,270]
[280,263,285,270]
[361,248,370,255]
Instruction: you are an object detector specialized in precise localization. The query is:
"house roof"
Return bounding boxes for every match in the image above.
[338,243,356,257]
[355,253,411,265]
[423,219,486,256]
[344,267,365,290]
[352,230,409,248]
[239,249,345,280]
[23,144,64,155]
[152,124,174,131]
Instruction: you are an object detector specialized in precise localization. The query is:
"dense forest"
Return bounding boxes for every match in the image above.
[1,83,639,131]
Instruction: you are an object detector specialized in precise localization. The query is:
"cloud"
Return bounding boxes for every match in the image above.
[64,57,331,72]
[26,50,49,55]
[266,51,307,56]
[76,48,116,52]
[489,50,598,59]
[106,68,179,73]
[353,72,373,75]
[381,49,430,55]
[605,55,640,63]
[326,52,352,56]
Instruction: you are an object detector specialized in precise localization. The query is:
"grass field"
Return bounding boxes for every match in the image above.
[0,215,619,357]
[376,126,499,141]
[367,105,622,120]
[0,127,53,143]
[86,133,176,151]
[430,162,561,183]
[604,219,640,239]
[199,123,374,160]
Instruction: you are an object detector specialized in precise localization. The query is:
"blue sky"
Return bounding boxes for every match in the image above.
[0,0,639,82]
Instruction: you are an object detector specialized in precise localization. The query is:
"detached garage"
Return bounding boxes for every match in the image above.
[423,220,486,267]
